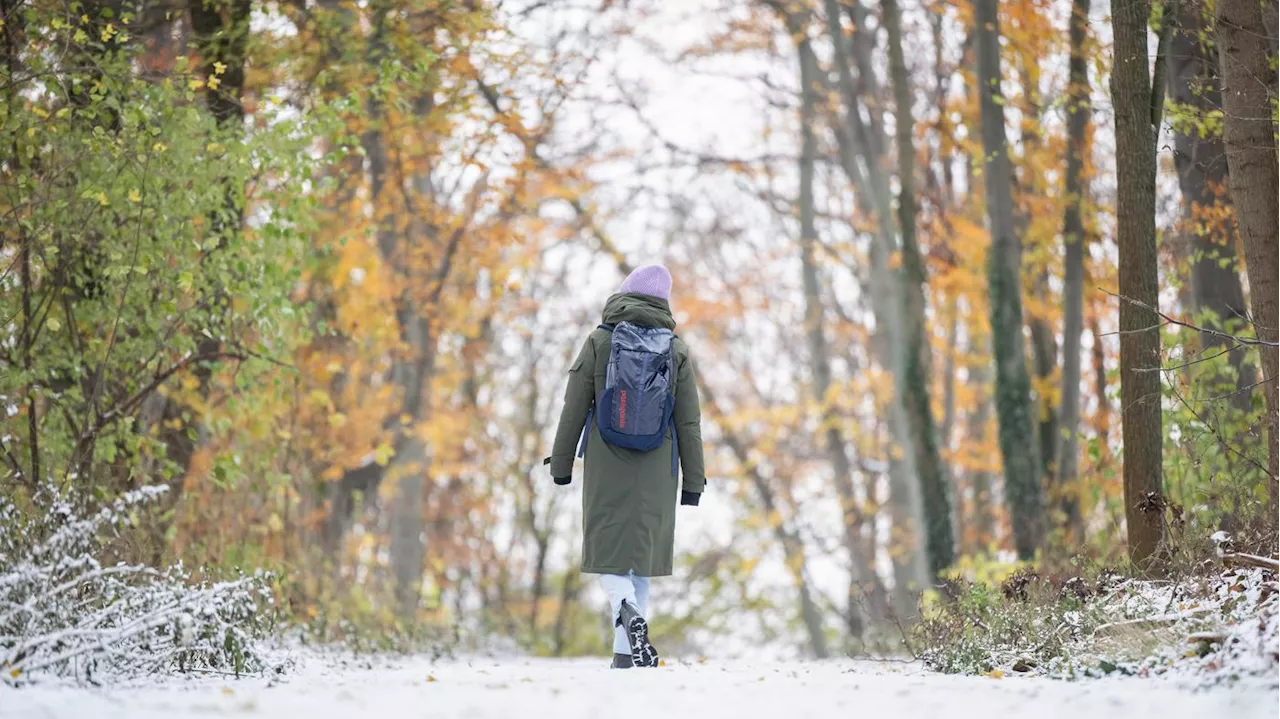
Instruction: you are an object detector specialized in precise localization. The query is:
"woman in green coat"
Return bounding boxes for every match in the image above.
[547,264,706,668]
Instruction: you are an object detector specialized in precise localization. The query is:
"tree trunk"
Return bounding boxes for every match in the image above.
[1015,43,1060,493]
[1170,1,1255,410]
[808,0,931,589]
[1056,0,1092,543]
[967,360,996,551]
[797,32,884,636]
[884,0,954,574]
[148,0,251,562]
[1259,2,1280,91]
[1091,317,1112,452]
[1216,0,1280,514]
[941,306,962,547]
[550,568,579,657]
[1111,0,1166,566]
[974,0,1046,559]
[700,380,830,658]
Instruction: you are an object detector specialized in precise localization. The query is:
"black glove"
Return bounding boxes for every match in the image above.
[680,490,701,507]
[543,457,570,485]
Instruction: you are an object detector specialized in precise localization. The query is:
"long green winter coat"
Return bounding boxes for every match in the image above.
[549,293,706,577]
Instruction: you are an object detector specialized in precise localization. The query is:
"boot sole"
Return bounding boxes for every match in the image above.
[627,615,659,668]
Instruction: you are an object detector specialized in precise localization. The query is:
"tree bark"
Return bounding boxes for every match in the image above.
[550,568,579,657]
[1216,0,1280,513]
[1015,41,1060,492]
[1259,2,1280,92]
[797,31,884,637]
[1111,0,1166,566]
[883,0,954,574]
[967,360,996,551]
[1056,0,1092,543]
[974,0,1046,559]
[807,0,933,588]
[1170,0,1254,410]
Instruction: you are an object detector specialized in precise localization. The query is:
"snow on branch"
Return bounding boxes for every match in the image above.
[0,486,274,683]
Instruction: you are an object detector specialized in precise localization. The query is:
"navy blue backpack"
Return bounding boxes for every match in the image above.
[578,321,679,475]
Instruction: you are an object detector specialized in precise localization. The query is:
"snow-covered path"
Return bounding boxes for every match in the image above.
[2,658,1275,719]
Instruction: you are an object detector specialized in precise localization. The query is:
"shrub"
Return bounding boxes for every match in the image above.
[1,486,274,683]
[914,569,1111,674]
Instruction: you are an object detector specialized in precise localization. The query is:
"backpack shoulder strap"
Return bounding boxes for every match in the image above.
[598,323,616,332]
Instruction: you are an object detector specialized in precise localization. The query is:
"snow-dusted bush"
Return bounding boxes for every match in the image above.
[915,562,1279,683]
[1,486,274,683]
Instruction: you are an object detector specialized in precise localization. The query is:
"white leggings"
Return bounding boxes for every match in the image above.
[599,571,651,654]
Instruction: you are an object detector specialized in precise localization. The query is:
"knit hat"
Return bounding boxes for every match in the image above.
[618,264,672,301]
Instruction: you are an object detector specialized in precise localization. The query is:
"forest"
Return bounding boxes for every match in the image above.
[0,0,1277,687]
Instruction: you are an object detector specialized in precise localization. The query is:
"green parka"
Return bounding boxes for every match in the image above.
[549,293,706,577]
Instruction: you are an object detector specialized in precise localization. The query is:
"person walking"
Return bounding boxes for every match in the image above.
[546,264,706,668]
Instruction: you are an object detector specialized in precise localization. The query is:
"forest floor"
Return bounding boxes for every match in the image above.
[2,655,1275,719]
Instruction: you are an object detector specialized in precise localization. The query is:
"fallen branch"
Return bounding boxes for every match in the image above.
[1221,553,1280,572]
[1187,631,1227,645]
[1092,609,1210,638]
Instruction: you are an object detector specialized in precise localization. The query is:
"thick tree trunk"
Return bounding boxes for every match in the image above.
[1111,0,1166,566]
[974,0,1046,559]
[1170,1,1255,408]
[1056,0,1091,543]
[883,0,954,575]
[1216,0,1280,514]
[388,314,434,619]
[149,0,251,562]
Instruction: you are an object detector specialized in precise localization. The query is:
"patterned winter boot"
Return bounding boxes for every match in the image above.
[616,599,659,668]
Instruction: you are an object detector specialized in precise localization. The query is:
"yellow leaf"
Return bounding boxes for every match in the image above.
[221,687,234,696]
[267,513,284,533]
[189,79,205,90]
[426,675,437,683]
[46,317,62,332]
[128,189,141,203]
[153,142,167,153]
[374,442,395,467]
[328,413,347,429]
[987,669,1004,679]
[95,191,108,207]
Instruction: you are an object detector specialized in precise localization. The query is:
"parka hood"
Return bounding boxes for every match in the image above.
[601,293,677,331]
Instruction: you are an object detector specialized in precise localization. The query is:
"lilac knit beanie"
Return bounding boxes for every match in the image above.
[618,264,672,301]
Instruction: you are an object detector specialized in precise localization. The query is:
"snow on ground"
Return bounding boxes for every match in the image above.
[2,656,1276,719]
